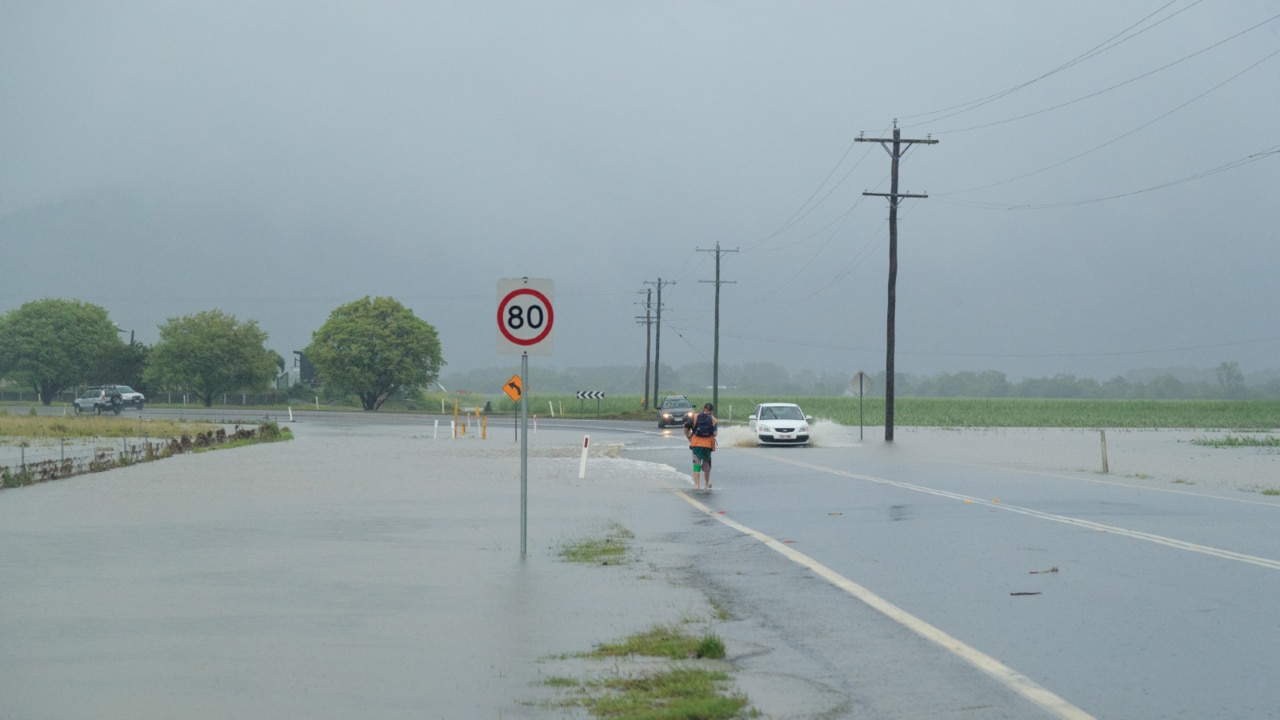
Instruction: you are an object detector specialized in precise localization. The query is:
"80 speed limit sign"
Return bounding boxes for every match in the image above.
[497,278,555,355]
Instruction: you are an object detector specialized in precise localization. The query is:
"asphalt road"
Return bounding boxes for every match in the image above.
[5,407,1277,718]
[628,423,1280,720]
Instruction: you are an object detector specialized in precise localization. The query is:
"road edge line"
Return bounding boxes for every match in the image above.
[674,489,1095,720]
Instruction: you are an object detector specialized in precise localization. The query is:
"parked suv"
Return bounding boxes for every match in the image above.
[74,386,125,415]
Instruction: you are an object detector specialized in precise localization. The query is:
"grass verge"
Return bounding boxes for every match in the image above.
[2,422,291,489]
[542,625,749,719]
[557,523,635,565]
[1189,434,1280,448]
[591,624,726,661]
[0,412,219,442]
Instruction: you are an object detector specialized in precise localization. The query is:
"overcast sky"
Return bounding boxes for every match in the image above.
[3,1,1278,385]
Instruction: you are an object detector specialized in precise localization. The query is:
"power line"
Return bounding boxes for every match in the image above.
[931,9,1280,136]
[745,133,883,252]
[938,45,1280,196]
[938,145,1280,211]
[901,0,1203,126]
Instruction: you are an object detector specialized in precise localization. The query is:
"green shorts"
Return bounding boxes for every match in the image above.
[691,447,713,465]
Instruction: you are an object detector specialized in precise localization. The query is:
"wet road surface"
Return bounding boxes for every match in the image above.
[3,413,1278,718]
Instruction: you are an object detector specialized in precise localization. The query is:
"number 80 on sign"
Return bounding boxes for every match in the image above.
[497,278,555,355]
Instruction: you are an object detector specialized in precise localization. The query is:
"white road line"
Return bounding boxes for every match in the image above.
[929,457,1280,509]
[675,490,1096,720]
[766,454,1280,571]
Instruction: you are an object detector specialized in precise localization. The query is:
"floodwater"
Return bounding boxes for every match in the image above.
[0,422,706,719]
[5,418,1277,718]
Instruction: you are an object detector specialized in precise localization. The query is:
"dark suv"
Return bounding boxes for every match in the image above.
[656,395,696,428]
[74,387,125,415]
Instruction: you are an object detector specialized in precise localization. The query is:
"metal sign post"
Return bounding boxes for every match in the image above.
[852,371,871,442]
[497,278,554,558]
[520,352,528,556]
[576,390,604,417]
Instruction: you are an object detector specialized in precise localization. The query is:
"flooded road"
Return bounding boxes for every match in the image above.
[6,414,1278,719]
[0,420,709,718]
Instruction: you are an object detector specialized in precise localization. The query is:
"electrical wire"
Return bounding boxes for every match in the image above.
[745,123,890,252]
[931,9,1280,135]
[990,145,1280,210]
[937,45,1280,196]
[900,0,1201,126]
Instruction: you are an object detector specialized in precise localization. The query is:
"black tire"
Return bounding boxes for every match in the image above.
[135,400,144,410]
[94,404,102,415]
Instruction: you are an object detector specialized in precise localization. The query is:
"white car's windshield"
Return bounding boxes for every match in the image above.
[763,406,804,420]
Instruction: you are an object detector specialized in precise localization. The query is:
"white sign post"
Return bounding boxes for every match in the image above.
[497,277,555,356]
[498,278,555,557]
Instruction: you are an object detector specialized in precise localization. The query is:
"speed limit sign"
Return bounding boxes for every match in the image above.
[497,278,555,355]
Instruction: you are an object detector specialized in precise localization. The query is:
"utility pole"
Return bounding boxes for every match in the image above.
[856,121,937,443]
[635,288,653,410]
[698,242,737,412]
[645,278,674,403]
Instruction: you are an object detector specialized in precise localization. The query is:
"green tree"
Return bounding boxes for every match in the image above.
[1216,361,1246,399]
[0,298,123,404]
[96,340,150,394]
[306,296,444,411]
[144,310,277,407]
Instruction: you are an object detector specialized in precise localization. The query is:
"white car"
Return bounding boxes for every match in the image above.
[109,385,146,409]
[748,403,812,446]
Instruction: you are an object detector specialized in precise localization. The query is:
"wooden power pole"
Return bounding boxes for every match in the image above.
[636,288,653,410]
[645,278,674,402]
[698,242,737,413]
[856,122,937,442]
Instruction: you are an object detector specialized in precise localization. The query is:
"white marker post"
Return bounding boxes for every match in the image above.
[578,435,590,479]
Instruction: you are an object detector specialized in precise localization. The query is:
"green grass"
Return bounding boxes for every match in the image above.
[1189,434,1280,448]
[748,397,1280,429]
[436,394,1280,430]
[2,422,291,489]
[574,668,748,719]
[543,625,747,719]
[590,625,726,661]
[0,413,219,442]
[558,523,635,565]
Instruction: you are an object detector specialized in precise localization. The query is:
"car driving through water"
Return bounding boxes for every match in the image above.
[748,402,812,446]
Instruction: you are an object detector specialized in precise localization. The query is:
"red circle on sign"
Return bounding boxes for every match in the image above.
[497,288,554,346]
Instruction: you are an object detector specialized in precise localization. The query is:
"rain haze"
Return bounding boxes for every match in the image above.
[3,1,1278,388]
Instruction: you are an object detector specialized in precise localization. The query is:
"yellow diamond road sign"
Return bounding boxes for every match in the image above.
[503,374,523,403]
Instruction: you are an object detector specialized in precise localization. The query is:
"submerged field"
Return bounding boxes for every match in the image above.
[479,395,1280,430]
